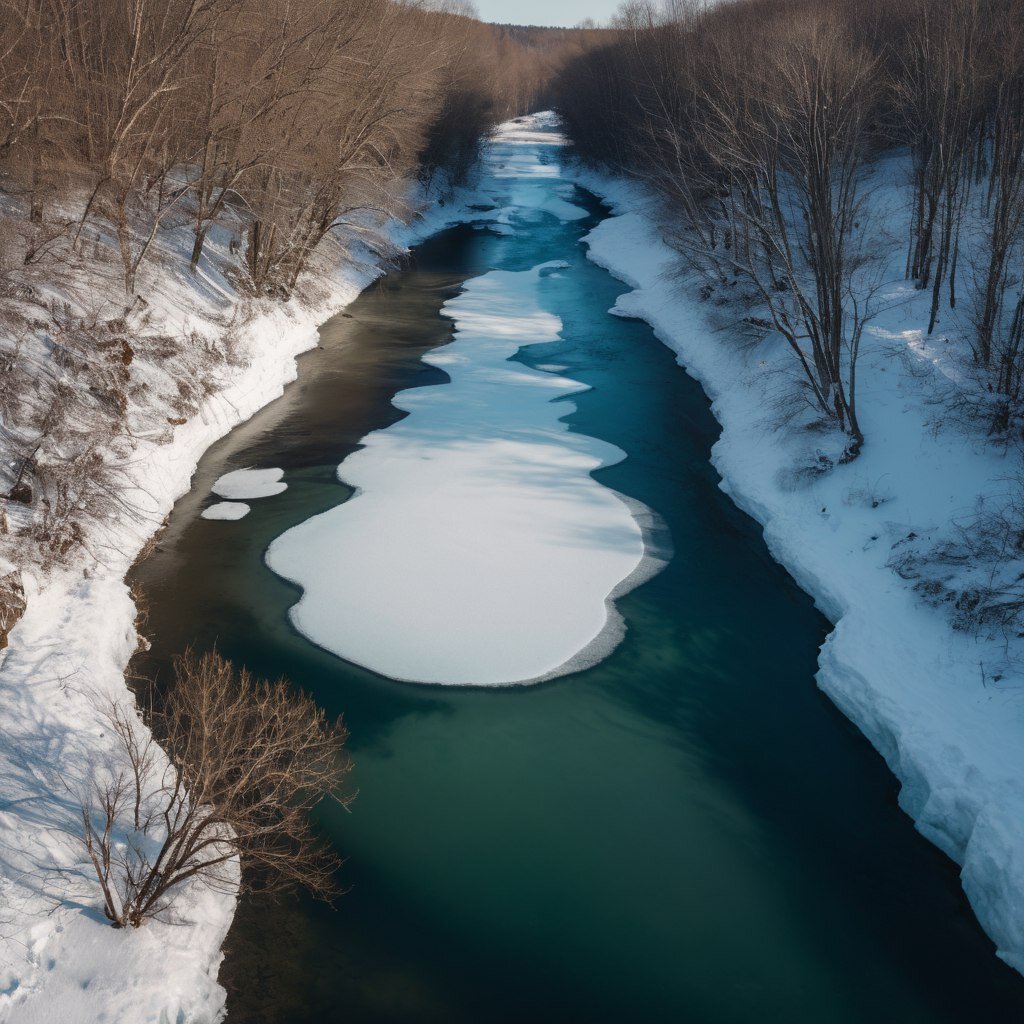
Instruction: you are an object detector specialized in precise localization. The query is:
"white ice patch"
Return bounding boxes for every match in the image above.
[490,111,568,147]
[540,197,588,222]
[267,260,651,686]
[211,466,286,499]
[202,501,250,520]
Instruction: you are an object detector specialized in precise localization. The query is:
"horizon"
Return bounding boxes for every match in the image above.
[474,0,620,27]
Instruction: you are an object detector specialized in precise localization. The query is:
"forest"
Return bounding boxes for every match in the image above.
[0,0,578,298]
[554,0,1024,453]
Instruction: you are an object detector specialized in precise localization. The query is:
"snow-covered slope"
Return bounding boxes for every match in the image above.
[566,163,1024,974]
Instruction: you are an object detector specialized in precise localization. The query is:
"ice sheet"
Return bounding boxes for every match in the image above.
[267,260,649,685]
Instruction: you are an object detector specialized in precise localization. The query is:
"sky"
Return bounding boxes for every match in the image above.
[474,0,621,27]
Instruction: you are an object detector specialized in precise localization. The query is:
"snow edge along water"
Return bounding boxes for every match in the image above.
[566,163,1024,977]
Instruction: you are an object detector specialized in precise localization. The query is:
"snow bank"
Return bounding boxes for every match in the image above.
[566,164,1024,974]
[266,258,648,686]
[211,467,286,499]
[0,275,374,1023]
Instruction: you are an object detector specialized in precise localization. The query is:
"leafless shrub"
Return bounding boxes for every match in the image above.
[20,216,73,268]
[0,331,29,424]
[80,650,352,929]
[30,440,131,565]
[889,487,1024,639]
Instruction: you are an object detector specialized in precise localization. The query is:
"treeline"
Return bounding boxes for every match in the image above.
[0,0,566,299]
[553,0,1024,449]
[487,24,609,116]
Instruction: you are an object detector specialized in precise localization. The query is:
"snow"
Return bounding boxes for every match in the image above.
[0,149,501,1020]
[211,467,286,500]
[564,159,1024,975]
[202,501,250,520]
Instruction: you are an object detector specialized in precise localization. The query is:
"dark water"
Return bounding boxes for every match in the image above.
[130,143,1024,1022]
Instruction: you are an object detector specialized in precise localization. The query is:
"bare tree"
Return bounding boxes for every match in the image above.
[80,650,352,928]
[972,4,1024,427]
[894,0,984,333]
[696,12,880,452]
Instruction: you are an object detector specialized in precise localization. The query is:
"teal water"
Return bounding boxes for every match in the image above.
[130,138,1024,1023]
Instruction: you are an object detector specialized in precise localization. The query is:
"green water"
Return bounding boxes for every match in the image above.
[130,146,1024,1022]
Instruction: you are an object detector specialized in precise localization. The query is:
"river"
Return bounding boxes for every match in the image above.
[129,119,1024,1023]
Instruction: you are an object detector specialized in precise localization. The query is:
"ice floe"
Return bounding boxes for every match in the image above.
[211,466,286,499]
[202,501,250,520]
[267,258,654,685]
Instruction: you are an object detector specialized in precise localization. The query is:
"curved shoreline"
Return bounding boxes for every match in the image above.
[0,171,495,1022]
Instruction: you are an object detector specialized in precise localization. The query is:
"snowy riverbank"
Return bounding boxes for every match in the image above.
[0,182,489,1022]
[567,163,1024,975]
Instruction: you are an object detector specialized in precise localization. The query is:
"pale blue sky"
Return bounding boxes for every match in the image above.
[475,0,621,27]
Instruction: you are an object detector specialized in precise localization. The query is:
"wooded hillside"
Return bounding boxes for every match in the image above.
[0,1,590,574]
[0,0,586,298]
[553,0,1024,450]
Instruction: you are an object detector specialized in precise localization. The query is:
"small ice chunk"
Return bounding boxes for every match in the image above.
[540,197,588,222]
[212,467,286,499]
[202,501,250,520]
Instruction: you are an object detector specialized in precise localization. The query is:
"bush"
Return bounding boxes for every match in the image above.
[80,650,352,928]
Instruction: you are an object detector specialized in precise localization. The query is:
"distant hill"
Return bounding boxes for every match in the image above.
[489,23,616,44]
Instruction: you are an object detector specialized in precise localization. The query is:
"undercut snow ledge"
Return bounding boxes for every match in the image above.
[568,166,1024,974]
